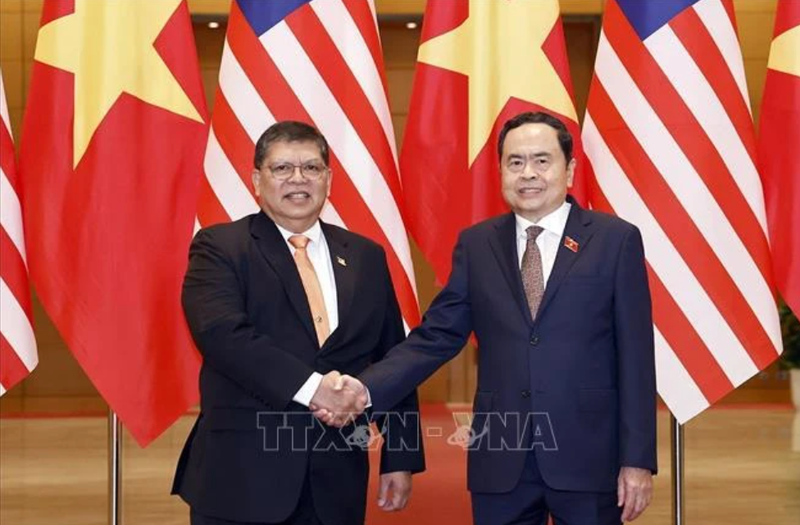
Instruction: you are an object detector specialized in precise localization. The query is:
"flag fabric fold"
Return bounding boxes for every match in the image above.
[582,0,782,423]
[19,0,207,445]
[0,67,38,396]
[197,0,420,330]
[758,0,800,315]
[400,0,586,286]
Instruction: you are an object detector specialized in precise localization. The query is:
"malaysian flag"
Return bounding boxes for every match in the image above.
[198,0,420,329]
[582,0,782,423]
[0,67,38,395]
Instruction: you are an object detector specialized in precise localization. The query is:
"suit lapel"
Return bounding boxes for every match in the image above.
[321,222,356,347]
[250,213,318,345]
[536,200,597,321]
[488,213,535,327]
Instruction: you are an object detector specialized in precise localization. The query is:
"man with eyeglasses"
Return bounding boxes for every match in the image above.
[172,121,425,525]
[320,112,657,525]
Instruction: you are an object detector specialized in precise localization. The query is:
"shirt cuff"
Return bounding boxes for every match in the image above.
[293,372,323,407]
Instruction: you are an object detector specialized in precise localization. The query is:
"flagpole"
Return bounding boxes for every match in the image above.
[670,414,685,525]
[109,410,122,525]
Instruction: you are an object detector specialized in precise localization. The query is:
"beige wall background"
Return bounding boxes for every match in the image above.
[0,0,787,411]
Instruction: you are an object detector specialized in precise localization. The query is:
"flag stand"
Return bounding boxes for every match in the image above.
[109,410,122,525]
[670,414,685,524]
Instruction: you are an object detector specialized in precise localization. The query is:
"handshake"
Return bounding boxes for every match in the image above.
[309,371,370,427]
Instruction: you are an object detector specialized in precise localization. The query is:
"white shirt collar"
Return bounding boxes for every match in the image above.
[515,200,572,239]
[275,220,323,245]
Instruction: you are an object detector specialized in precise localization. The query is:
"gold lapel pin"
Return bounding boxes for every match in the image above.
[336,256,347,267]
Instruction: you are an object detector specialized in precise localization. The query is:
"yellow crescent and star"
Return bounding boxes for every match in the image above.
[767,22,800,78]
[418,0,577,164]
[33,0,203,168]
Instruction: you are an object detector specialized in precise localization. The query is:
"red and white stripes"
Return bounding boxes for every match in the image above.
[0,68,38,396]
[198,0,420,329]
[583,0,781,423]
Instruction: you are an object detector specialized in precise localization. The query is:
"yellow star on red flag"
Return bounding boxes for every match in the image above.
[418,0,577,164]
[34,0,203,168]
[767,23,800,77]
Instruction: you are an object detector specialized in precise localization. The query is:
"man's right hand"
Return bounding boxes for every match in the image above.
[309,371,368,427]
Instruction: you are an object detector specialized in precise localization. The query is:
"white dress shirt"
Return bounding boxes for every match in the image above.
[274,221,337,407]
[515,200,572,286]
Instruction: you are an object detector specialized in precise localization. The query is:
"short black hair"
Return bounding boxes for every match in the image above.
[254,121,330,169]
[497,112,573,162]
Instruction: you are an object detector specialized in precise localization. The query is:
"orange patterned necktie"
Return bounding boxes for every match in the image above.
[288,235,330,346]
[521,226,545,320]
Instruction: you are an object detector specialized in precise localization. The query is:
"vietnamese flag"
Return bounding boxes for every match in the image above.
[400,0,586,286]
[19,0,207,446]
[758,0,800,314]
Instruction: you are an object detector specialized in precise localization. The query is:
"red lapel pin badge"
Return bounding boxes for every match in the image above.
[564,236,579,253]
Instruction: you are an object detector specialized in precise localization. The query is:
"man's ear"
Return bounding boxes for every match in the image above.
[566,158,577,188]
[252,169,261,197]
[326,169,332,198]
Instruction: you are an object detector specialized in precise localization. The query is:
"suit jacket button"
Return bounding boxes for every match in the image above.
[529,336,539,346]
[521,390,531,398]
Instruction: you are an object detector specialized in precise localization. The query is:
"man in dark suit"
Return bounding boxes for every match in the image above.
[324,112,657,524]
[173,121,425,525]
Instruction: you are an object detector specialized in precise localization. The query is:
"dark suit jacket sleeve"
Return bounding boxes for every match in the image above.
[182,228,315,410]
[361,233,473,412]
[367,249,425,475]
[615,226,658,473]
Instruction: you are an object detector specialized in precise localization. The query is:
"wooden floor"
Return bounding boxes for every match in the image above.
[1,406,798,525]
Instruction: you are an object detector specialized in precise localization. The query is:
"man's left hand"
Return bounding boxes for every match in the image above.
[617,466,653,522]
[377,471,412,511]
